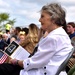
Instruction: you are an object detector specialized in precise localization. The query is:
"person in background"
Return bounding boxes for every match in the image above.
[5,23,12,38]
[18,27,29,44]
[5,24,12,31]
[22,27,29,36]
[66,22,75,73]
[14,27,21,42]
[2,33,10,46]
[0,3,73,75]
[20,23,39,54]
[0,32,7,51]
[10,35,17,43]
[66,22,75,39]
[10,27,15,37]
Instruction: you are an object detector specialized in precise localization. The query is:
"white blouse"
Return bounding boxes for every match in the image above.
[20,27,73,75]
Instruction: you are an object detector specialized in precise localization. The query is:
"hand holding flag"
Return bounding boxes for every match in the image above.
[0,50,8,64]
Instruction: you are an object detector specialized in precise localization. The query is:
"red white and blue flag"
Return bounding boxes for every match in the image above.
[0,51,8,64]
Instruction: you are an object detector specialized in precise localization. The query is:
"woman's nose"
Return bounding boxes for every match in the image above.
[39,18,41,22]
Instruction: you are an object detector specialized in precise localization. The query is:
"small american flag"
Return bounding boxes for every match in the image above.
[0,51,8,64]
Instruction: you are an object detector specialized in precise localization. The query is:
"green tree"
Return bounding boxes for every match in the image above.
[0,13,9,25]
[7,19,16,25]
[0,13,16,31]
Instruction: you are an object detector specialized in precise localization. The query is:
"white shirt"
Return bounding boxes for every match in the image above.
[20,27,73,75]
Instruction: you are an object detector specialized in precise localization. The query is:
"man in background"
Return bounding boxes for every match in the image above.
[67,22,75,39]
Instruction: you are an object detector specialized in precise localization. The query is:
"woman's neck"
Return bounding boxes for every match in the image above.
[47,25,60,33]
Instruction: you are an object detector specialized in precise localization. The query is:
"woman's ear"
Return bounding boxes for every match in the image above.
[51,19,55,24]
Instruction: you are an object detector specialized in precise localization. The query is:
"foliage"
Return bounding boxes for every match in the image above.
[7,19,16,25]
[0,13,9,23]
[0,13,16,31]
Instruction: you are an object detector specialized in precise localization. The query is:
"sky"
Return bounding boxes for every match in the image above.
[0,0,75,27]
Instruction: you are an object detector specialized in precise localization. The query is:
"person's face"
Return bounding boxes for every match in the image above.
[10,37,16,43]
[2,35,8,40]
[67,25,74,34]
[39,11,52,31]
[19,35,25,42]
[14,29,18,35]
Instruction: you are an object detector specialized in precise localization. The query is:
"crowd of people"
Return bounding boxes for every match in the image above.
[0,23,39,52]
[0,2,75,75]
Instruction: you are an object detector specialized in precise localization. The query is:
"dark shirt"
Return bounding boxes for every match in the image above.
[3,38,10,46]
[0,39,7,51]
[69,32,75,39]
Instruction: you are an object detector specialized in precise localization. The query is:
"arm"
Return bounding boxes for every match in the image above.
[23,36,57,70]
[9,36,57,70]
[9,58,23,68]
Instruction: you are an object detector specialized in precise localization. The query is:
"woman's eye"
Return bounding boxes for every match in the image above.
[41,14,44,18]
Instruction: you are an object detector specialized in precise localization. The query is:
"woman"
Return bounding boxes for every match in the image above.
[18,27,29,44]
[19,23,39,54]
[0,3,73,75]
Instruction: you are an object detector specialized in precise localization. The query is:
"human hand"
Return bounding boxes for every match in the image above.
[9,58,18,65]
